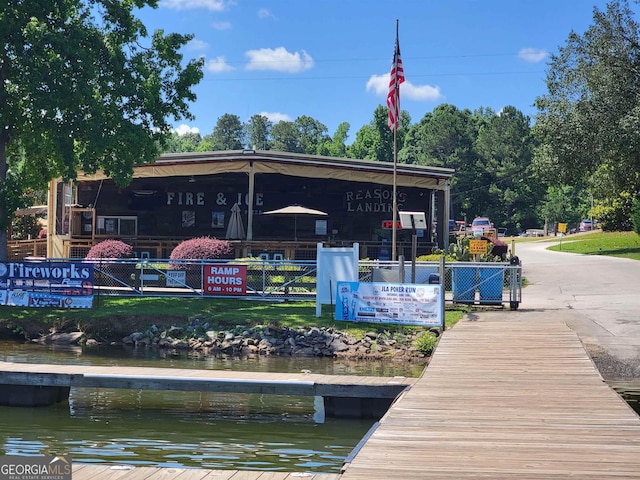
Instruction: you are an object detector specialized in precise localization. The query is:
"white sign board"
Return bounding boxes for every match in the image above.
[166,270,186,287]
[335,281,443,327]
[316,243,359,317]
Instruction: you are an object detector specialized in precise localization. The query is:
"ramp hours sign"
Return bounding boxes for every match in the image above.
[335,281,443,327]
[204,265,247,295]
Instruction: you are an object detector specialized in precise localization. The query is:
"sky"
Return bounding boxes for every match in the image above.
[136,0,627,143]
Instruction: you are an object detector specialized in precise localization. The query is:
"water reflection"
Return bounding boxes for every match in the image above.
[612,380,640,417]
[0,340,421,472]
[0,340,425,377]
[0,390,372,472]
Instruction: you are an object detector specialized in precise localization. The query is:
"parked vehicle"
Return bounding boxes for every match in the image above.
[471,217,493,237]
[471,217,493,229]
[579,220,592,232]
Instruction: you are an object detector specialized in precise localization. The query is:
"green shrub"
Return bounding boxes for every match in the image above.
[416,253,456,262]
[592,192,633,231]
[414,332,438,355]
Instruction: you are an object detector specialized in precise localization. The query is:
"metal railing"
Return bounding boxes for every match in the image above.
[359,260,522,309]
[32,257,522,308]
[87,258,318,301]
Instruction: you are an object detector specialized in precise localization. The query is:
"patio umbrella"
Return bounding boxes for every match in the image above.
[263,204,327,241]
[225,203,245,239]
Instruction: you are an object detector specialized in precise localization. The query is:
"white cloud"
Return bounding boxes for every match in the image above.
[212,21,232,30]
[260,111,291,123]
[258,8,275,19]
[245,47,314,73]
[518,48,548,63]
[186,39,208,51]
[160,0,228,11]
[174,124,200,135]
[206,56,235,73]
[365,74,442,102]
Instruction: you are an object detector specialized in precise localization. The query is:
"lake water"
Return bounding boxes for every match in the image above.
[0,341,424,473]
[1,341,638,473]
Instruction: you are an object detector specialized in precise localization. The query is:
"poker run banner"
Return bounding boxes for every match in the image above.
[0,261,94,308]
[335,281,443,327]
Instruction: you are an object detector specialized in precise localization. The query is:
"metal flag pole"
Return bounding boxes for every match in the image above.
[391,19,400,261]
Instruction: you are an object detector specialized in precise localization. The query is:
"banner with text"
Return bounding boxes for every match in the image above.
[335,281,443,327]
[0,261,94,308]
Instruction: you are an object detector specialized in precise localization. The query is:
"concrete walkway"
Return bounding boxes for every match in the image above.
[513,239,640,378]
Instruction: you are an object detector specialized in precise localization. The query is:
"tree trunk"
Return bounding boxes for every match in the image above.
[0,130,9,261]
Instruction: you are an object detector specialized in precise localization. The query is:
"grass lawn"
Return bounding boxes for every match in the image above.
[0,297,467,339]
[547,231,640,260]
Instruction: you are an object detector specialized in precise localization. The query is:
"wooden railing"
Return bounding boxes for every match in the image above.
[7,239,47,260]
[8,237,437,261]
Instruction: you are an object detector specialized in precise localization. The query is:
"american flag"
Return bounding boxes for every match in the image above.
[387,30,405,131]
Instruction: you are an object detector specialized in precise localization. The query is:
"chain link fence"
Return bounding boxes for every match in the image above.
[87,258,318,301]
[57,257,522,308]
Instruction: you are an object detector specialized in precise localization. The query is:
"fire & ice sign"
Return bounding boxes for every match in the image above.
[0,261,94,308]
[204,265,247,295]
[334,281,443,327]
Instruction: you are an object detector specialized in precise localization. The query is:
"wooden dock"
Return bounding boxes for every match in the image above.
[5,314,640,478]
[0,362,414,396]
[70,464,342,479]
[0,361,414,417]
[340,316,640,479]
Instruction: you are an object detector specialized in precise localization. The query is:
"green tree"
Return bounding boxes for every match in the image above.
[294,115,330,155]
[350,105,408,162]
[538,185,585,232]
[245,114,272,150]
[163,131,202,153]
[203,114,244,151]
[398,104,480,221]
[474,106,541,232]
[0,0,203,258]
[534,1,640,217]
[270,121,301,153]
[317,122,350,157]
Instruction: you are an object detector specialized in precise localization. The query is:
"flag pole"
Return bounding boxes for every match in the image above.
[391,19,400,262]
[392,112,398,261]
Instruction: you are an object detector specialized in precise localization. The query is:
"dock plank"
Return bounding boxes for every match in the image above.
[10,313,640,479]
[340,316,640,480]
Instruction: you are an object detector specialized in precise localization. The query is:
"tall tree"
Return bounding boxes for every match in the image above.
[398,104,480,220]
[203,114,244,151]
[350,105,408,161]
[294,115,330,155]
[0,0,203,258]
[270,121,301,153]
[245,114,272,150]
[474,106,542,232]
[534,0,640,200]
[317,122,350,157]
[163,131,202,153]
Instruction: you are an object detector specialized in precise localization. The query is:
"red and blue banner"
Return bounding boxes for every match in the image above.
[0,261,94,308]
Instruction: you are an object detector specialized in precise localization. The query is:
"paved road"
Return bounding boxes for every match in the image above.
[507,238,640,377]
